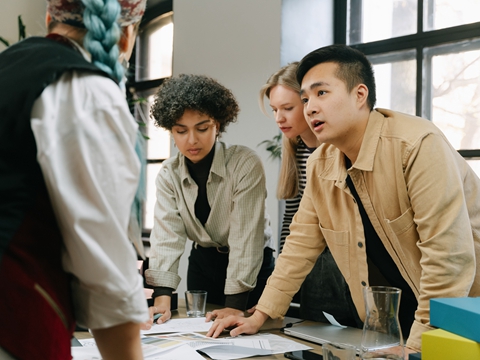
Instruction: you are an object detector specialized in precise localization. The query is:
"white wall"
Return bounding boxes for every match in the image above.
[0,1,47,52]
[172,0,282,296]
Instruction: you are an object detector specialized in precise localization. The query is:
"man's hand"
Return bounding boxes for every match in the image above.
[206,309,269,338]
[205,307,244,322]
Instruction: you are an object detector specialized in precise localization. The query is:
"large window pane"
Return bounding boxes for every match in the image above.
[424,0,480,31]
[136,12,173,81]
[145,163,162,229]
[348,0,417,44]
[369,51,416,114]
[426,45,480,150]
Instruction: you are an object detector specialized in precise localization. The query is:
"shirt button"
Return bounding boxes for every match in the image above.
[361,281,367,286]
[357,242,363,248]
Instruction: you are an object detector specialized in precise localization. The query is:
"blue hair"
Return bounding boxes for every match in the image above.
[81,0,124,83]
[82,0,146,252]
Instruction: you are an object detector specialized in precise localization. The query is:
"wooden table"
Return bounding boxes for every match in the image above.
[74,300,324,359]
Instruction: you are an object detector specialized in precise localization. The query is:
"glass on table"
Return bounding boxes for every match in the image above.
[185,290,207,317]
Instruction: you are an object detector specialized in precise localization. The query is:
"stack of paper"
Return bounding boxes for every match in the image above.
[72,318,312,360]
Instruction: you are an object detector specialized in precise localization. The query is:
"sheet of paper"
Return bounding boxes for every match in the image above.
[71,346,102,360]
[193,338,272,360]
[323,311,347,328]
[238,333,313,354]
[146,344,205,360]
[75,336,205,360]
[141,317,213,335]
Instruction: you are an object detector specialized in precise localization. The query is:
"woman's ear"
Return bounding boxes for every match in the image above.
[45,12,52,29]
[119,24,136,58]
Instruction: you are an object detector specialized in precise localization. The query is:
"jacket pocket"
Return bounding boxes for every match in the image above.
[385,207,421,275]
[319,225,350,280]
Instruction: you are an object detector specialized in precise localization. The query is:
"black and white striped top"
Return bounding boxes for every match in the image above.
[279,140,316,252]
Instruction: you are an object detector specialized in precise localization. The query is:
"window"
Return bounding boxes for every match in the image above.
[335,0,480,173]
[127,1,173,232]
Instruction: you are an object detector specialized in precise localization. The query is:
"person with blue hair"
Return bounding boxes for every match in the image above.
[0,0,148,359]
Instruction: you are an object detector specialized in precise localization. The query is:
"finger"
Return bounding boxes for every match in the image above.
[157,310,171,324]
[205,311,216,322]
[211,321,227,338]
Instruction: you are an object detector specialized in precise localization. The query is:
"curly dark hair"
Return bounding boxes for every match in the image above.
[150,74,240,133]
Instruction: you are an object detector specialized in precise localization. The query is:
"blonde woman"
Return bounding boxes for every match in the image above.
[258,63,361,326]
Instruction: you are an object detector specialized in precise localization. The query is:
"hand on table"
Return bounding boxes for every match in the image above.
[140,295,171,330]
[206,309,268,338]
[205,307,244,322]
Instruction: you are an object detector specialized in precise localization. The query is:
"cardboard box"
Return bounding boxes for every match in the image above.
[422,329,480,360]
[430,297,480,342]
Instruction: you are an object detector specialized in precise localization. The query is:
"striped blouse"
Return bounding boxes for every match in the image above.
[279,139,316,252]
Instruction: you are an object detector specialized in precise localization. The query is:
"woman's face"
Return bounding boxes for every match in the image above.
[172,109,220,163]
[269,84,312,140]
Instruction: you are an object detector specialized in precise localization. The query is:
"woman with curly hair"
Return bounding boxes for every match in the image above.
[145,74,275,324]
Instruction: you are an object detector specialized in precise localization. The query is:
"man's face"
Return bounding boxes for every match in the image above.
[300,62,362,149]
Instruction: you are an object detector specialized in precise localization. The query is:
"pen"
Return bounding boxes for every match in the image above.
[153,313,161,322]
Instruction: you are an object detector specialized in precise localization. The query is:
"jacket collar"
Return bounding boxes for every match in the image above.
[318,109,385,186]
[352,109,385,172]
[179,141,226,183]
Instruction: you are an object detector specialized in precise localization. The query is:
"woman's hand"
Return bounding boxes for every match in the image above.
[205,307,244,322]
[152,295,172,324]
[206,309,269,338]
[140,295,172,330]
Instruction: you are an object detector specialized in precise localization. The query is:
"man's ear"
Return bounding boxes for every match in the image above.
[356,84,369,108]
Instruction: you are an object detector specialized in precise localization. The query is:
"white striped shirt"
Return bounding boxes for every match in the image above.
[279,140,316,252]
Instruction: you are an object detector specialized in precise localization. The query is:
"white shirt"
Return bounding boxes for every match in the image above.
[30,69,148,329]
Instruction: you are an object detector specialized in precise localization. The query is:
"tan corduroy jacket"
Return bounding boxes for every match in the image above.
[257,109,480,351]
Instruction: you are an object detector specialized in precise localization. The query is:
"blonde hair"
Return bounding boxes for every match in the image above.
[259,62,302,199]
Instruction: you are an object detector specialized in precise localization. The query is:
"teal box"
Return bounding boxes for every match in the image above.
[430,297,480,343]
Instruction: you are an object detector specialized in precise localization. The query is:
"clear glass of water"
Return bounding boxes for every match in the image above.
[185,290,207,317]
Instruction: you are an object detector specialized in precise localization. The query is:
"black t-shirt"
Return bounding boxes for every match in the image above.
[345,158,417,339]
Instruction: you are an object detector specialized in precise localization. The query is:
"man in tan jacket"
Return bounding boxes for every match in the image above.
[207,44,480,354]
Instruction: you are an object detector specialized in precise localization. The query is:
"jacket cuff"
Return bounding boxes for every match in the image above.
[152,287,173,299]
[406,319,435,352]
[224,291,249,310]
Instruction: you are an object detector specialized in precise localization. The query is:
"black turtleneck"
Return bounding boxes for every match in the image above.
[185,144,215,225]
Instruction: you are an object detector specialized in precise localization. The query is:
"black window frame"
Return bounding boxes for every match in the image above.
[334,0,480,159]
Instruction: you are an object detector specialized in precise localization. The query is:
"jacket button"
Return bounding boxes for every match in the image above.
[353,198,357,203]
[361,281,367,286]
[358,242,363,248]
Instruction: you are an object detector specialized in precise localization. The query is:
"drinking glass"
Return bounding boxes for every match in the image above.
[185,290,207,317]
[360,286,404,359]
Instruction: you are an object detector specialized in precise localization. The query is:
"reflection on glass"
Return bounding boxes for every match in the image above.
[136,12,173,81]
[424,0,480,31]
[369,51,416,114]
[348,0,417,44]
[429,48,480,150]
[145,163,162,229]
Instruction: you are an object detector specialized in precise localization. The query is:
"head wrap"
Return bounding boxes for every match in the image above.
[47,0,146,28]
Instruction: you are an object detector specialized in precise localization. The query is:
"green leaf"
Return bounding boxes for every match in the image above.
[18,15,26,41]
[0,37,9,47]
[258,133,282,161]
